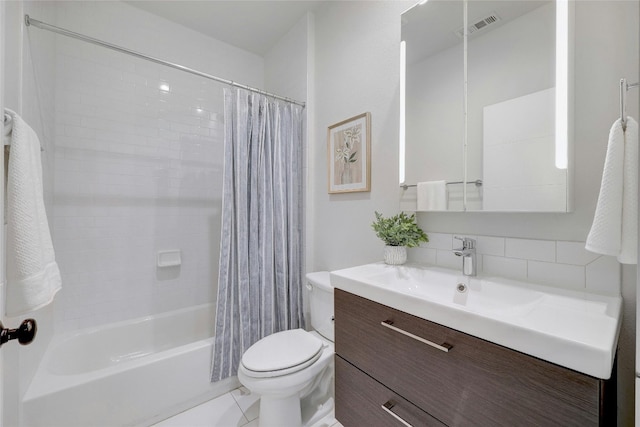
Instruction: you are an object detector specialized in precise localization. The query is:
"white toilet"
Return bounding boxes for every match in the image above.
[238,271,335,427]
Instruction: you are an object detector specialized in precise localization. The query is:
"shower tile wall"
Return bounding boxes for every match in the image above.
[50,1,264,331]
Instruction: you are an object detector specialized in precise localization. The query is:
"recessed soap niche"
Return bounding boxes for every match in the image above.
[157,250,182,268]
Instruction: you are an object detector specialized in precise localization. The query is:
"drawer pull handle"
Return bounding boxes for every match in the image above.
[381,401,413,427]
[381,320,453,352]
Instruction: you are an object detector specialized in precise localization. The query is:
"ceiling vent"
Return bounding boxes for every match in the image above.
[455,13,502,38]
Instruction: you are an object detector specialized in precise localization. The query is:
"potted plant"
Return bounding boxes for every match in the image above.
[371,211,429,265]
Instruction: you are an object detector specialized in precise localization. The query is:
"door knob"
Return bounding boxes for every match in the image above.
[0,319,37,347]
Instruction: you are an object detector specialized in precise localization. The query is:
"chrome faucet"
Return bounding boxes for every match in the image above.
[453,236,477,276]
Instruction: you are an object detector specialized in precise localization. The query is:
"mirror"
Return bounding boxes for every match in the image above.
[401,0,572,212]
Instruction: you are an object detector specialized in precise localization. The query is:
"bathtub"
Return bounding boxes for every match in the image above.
[22,303,239,427]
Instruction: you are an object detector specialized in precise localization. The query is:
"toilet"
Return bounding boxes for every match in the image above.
[238,271,335,427]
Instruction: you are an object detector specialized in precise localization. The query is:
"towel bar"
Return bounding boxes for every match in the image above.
[401,180,483,190]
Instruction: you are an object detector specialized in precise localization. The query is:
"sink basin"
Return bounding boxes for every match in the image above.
[366,266,545,316]
[330,262,622,379]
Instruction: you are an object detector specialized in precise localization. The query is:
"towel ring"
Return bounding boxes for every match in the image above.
[3,112,13,138]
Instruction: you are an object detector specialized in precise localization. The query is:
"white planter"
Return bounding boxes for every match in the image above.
[383,246,407,265]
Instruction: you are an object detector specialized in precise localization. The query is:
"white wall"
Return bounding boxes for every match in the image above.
[264,14,309,104]
[49,1,263,332]
[311,1,638,424]
[312,1,413,272]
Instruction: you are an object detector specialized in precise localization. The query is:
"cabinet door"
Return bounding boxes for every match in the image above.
[335,289,605,427]
[336,355,445,427]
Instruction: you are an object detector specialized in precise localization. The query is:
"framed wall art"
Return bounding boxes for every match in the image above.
[327,112,371,193]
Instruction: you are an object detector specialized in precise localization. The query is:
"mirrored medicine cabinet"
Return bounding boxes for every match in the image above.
[401,0,573,212]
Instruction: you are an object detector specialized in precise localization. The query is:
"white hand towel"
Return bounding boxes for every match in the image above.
[5,109,61,316]
[416,181,447,211]
[619,117,638,263]
[586,117,638,264]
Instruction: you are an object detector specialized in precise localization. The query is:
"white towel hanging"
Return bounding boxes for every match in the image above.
[4,109,61,316]
[416,181,447,211]
[586,117,638,264]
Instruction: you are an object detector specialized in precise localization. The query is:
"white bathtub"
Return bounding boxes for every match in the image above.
[22,304,239,427]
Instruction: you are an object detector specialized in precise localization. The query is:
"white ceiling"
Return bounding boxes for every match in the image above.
[125,1,324,56]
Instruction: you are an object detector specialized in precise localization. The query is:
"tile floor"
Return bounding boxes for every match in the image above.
[153,387,343,427]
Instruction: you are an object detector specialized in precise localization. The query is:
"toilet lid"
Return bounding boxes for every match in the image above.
[241,329,324,377]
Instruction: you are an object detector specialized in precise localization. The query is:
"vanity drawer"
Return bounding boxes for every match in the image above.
[336,355,445,427]
[335,289,606,426]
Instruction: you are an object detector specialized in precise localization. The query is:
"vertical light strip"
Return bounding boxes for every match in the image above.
[462,0,468,210]
[555,0,568,169]
[399,40,406,184]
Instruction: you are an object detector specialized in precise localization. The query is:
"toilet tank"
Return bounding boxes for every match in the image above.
[306,271,334,342]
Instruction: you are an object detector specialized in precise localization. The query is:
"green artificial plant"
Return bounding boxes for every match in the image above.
[371,211,429,248]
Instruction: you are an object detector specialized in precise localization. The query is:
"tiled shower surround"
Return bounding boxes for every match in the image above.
[48,2,264,331]
[410,232,621,296]
[53,58,224,330]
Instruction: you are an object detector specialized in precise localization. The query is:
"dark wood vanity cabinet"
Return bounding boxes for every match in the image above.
[334,289,616,427]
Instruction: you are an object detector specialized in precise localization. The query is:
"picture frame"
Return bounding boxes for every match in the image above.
[327,112,371,194]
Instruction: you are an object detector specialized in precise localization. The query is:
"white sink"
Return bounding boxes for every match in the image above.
[330,262,622,379]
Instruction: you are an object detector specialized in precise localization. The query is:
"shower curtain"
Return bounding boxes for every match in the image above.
[211,88,305,381]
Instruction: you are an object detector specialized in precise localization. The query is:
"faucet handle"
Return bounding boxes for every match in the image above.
[454,236,475,249]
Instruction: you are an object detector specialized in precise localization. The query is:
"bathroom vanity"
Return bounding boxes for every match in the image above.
[331,263,620,426]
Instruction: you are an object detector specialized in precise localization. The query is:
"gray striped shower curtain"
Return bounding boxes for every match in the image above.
[211,88,305,381]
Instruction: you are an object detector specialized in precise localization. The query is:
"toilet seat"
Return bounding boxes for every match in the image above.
[241,329,325,378]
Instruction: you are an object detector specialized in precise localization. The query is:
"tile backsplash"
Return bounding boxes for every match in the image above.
[408,232,621,296]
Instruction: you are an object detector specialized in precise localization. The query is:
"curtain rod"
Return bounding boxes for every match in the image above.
[24,15,306,108]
